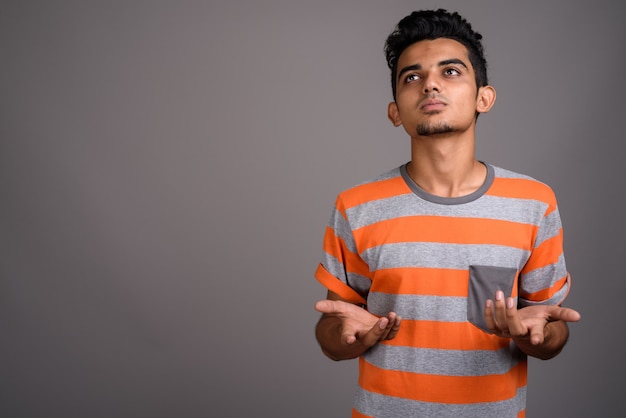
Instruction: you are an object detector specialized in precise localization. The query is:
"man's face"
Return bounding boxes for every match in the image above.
[388,38,491,138]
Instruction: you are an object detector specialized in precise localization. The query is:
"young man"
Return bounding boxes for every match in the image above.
[314,9,580,417]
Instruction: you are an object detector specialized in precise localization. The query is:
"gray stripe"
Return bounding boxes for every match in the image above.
[347,272,372,297]
[521,280,570,307]
[522,255,567,292]
[321,253,372,297]
[345,194,417,229]
[321,253,346,283]
[364,342,524,376]
[330,206,357,252]
[367,293,467,322]
[493,165,535,180]
[362,242,530,271]
[534,208,562,247]
[346,193,549,230]
[354,386,527,418]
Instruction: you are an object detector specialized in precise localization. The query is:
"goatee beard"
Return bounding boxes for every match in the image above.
[416,121,454,136]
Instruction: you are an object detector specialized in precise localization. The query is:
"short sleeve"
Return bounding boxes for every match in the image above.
[519,202,571,307]
[315,197,371,305]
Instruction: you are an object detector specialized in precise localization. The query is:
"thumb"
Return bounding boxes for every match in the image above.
[358,317,389,347]
[529,323,545,345]
[341,323,358,345]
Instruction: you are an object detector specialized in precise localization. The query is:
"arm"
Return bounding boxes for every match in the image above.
[314,291,401,361]
[484,290,581,360]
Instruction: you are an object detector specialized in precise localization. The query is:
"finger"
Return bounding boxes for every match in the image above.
[547,306,582,323]
[359,317,390,347]
[385,315,402,340]
[378,313,397,340]
[493,291,510,334]
[504,297,526,337]
[341,323,358,345]
[528,323,545,345]
[314,299,347,315]
[484,299,496,331]
[314,299,336,313]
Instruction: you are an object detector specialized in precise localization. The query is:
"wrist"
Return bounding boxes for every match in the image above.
[514,320,568,360]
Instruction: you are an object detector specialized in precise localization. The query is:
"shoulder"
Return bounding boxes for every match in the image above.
[335,165,408,212]
[489,165,558,205]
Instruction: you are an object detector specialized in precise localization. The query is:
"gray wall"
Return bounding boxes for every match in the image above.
[1,1,623,417]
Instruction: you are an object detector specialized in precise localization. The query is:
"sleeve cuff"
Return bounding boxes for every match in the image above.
[315,263,367,305]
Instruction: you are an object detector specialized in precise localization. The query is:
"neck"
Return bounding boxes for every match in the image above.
[407,132,485,198]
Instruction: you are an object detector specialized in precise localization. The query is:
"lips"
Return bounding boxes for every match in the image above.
[420,99,447,112]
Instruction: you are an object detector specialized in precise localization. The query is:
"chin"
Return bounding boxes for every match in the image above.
[416,121,455,136]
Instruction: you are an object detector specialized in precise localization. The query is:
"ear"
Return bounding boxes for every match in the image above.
[476,85,496,114]
[387,102,402,126]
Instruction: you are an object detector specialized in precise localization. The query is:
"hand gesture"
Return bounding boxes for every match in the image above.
[484,290,581,356]
[315,299,401,356]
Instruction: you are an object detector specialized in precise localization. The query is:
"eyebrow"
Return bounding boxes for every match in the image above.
[397,58,469,81]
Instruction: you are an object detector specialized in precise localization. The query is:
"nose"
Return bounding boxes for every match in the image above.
[423,73,441,93]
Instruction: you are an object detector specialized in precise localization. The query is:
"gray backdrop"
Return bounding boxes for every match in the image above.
[1,1,624,417]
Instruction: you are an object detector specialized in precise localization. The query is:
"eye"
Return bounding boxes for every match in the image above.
[444,68,461,76]
[404,73,420,83]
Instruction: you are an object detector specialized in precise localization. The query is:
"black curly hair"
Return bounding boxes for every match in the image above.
[384,9,488,101]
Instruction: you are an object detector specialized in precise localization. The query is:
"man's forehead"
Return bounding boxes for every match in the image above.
[398,38,470,65]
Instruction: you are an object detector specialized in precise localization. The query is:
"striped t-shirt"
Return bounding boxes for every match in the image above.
[316,163,571,418]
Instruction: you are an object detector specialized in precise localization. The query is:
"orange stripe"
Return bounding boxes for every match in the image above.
[359,357,527,404]
[322,226,371,277]
[351,410,371,418]
[354,216,536,250]
[523,232,563,272]
[371,268,469,296]
[338,177,411,211]
[315,264,366,305]
[487,178,557,215]
[388,319,511,351]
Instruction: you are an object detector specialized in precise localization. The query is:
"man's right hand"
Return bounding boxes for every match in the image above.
[314,298,401,360]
